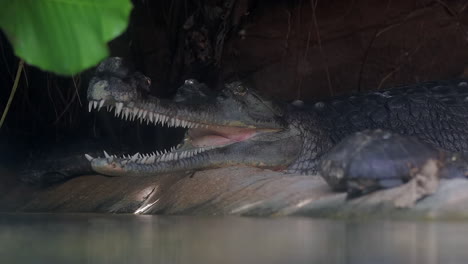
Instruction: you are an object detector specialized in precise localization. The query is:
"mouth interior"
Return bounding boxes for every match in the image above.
[188,126,259,147]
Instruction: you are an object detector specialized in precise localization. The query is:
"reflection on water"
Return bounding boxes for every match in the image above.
[0,213,468,264]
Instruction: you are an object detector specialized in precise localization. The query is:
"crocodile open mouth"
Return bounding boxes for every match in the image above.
[85,100,275,174]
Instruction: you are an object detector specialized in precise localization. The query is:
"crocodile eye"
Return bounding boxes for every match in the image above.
[226,81,247,96]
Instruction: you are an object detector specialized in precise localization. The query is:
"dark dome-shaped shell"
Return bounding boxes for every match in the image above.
[319,129,439,197]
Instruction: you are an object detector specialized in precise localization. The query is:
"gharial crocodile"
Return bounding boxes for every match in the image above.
[82,57,468,197]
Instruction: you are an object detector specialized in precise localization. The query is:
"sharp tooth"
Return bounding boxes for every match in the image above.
[84,154,94,161]
[103,151,110,158]
[115,102,124,115]
[133,107,139,116]
[131,153,140,162]
[175,119,180,127]
[93,100,98,109]
[98,99,105,110]
[154,114,160,124]
[142,110,148,120]
[147,155,155,163]
[170,118,175,127]
[88,102,93,112]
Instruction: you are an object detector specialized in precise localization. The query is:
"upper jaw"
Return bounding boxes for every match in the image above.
[87,93,285,130]
[87,67,285,130]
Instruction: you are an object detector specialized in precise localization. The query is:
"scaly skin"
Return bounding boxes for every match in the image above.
[86,57,468,179]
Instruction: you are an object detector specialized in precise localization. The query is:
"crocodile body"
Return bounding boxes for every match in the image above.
[287,80,468,175]
[16,56,468,202]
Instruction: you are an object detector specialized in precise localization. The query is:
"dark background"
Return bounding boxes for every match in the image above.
[0,0,467,165]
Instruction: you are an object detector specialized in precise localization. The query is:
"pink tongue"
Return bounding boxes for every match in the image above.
[190,128,257,147]
[192,135,234,147]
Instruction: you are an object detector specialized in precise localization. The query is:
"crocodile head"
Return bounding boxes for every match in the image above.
[86,57,302,176]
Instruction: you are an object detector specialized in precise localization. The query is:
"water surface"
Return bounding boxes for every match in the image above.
[0,213,467,264]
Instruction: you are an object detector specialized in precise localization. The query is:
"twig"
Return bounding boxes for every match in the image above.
[283,10,292,55]
[297,19,313,99]
[0,59,24,129]
[376,42,423,90]
[53,87,79,125]
[310,0,333,96]
[72,75,82,106]
[357,29,378,92]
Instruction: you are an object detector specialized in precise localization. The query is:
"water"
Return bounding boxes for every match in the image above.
[1,213,468,264]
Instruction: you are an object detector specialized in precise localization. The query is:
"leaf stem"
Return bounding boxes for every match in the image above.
[0,59,24,129]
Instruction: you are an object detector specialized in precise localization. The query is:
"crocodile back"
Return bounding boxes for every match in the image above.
[312,79,468,153]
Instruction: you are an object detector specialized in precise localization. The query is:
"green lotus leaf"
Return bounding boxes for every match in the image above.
[0,0,133,75]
